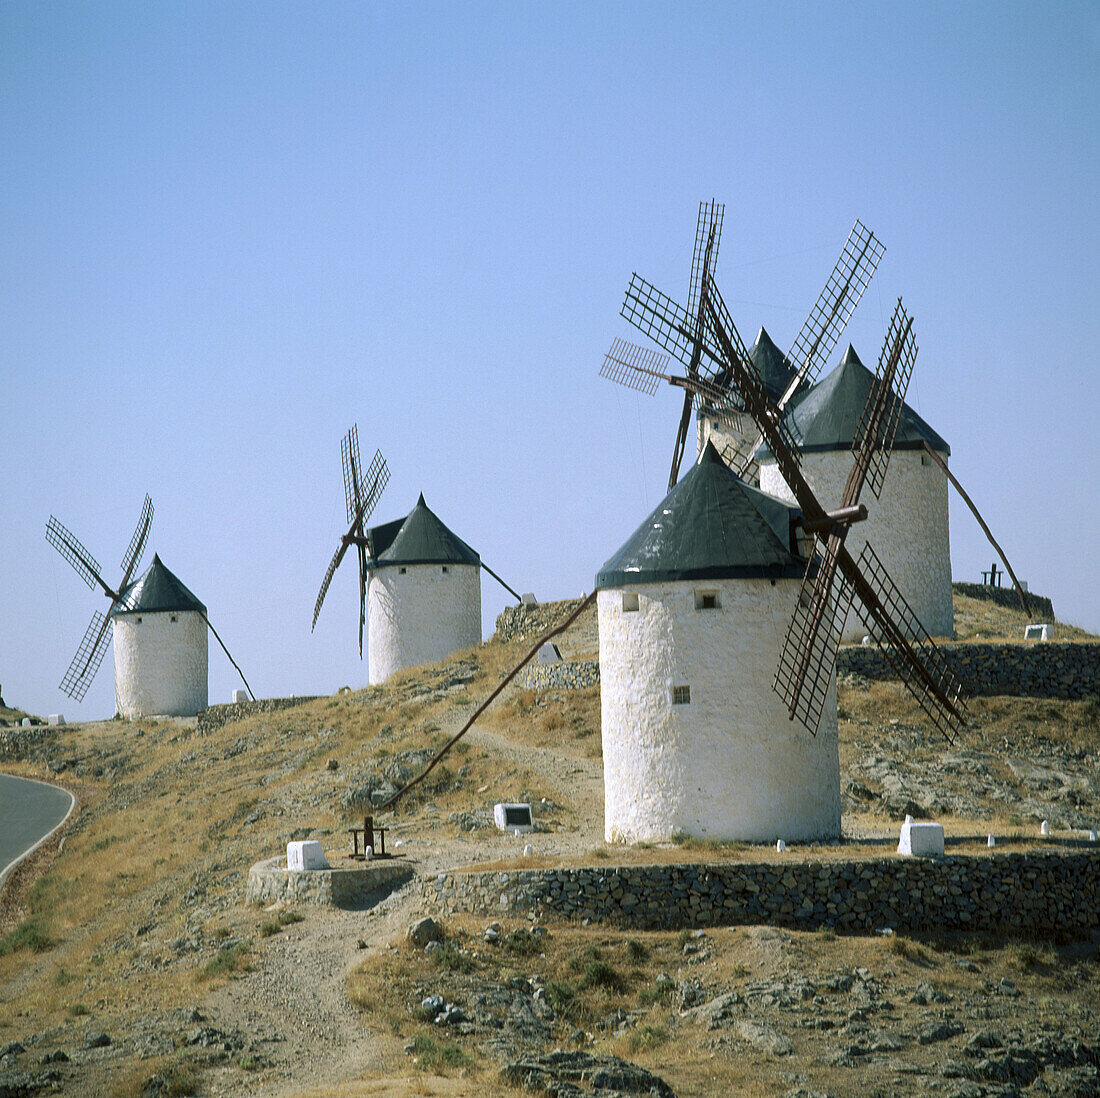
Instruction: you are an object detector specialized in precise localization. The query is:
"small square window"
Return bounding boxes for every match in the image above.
[672,684,691,705]
[399,567,407,574]
[170,614,178,623]
[442,565,449,574]
[694,590,719,610]
[135,616,142,624]
[622,592,639,613]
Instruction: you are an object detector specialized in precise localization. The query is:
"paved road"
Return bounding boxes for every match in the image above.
[0,773,74,885]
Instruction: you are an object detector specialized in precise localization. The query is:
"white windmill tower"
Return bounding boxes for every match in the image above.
[757,343,953,640]
[312,427,495,686]
[46,498,250,717]
[596,442,840,843]
[364,493,482,685]
[596,206,970,845]
[111,554,208,718]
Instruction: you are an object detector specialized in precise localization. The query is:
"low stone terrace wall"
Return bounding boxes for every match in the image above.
[838,642,1098,700]
[197,695,320,734]
[420,851,1099,934]
[247,856,413,907]
[953,581,1055,620]
[523,661,600,691]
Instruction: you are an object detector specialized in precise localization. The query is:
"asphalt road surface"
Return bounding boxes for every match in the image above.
[0,773,74,883]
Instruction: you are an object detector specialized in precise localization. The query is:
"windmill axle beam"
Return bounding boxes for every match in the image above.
[800,504,868,535]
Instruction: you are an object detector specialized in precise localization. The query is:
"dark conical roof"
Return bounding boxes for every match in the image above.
[698,327,804,416]
[757,345,950,458]
[595,442,806,587]
[113,554,206,616]
[368,493,480,569]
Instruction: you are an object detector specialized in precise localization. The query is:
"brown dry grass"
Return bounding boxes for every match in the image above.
[349,913,1099,1098]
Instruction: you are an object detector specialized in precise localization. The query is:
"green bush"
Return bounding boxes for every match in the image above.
[0,917,53,956]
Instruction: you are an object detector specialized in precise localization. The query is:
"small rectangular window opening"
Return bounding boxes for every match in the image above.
[135,617,142,624]
[622,592,639,613]
[170,614,178,623]
[442,565,449,574]
[399,567,407,574]
[672,684,691,705]
[694,590,719,610]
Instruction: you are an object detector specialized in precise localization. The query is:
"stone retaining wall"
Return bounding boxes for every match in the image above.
[953,582,1055,620]
[420,851,1100,933]
[246,856,413,907]
[523,661,600,691]
[197,696,320,735]
[495,599,588,643]
[838,642,1099,699]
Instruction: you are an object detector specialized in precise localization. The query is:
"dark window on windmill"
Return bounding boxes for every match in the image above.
[695,590,719,610]
[672,685,691,705]
[442,566,449,574]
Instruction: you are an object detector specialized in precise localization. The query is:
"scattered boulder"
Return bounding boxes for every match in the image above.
[406,917,443,948]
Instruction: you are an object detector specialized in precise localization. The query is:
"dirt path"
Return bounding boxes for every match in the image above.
[200,706,605,1097]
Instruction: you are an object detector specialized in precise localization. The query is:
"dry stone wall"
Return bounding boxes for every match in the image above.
[197,696,319,735]
[420,852,1100,933]
[838,642,1099,699]
[954,581,1055,620]
[523,661,600,691]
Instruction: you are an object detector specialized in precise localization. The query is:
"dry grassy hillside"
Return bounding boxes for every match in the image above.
[0,593,1096,1098]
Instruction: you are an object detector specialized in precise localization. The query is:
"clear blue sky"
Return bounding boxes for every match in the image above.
[3,1,1097,719]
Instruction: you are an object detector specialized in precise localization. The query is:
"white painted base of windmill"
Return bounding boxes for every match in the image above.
[113,610,208,718]
[760,449,953,641]
[597,578,841,844]
[367,563,481,685]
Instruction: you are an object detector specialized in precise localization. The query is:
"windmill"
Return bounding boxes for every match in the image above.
[601,203,885,487]
[312,424,390,657]
[614,244,968,743]
[46,495,154,702]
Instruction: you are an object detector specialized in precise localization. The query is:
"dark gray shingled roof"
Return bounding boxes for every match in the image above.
[368,493,480,569]
[757,344,950,459]
[596,442,807,587]
[113,554,206,616]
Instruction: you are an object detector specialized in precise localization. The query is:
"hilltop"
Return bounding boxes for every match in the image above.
[0,594,1096,1097]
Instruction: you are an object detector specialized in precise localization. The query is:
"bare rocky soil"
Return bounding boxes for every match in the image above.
[0,596,1097,1097]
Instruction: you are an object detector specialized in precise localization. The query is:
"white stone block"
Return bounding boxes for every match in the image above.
[523,844,533,857]
[21,718,31,727]
[48,714,66,726]
[897,820,944,857]
[1040,819,1051,835]
[987,834,996,847]
[494,803,534,833]
[286,840,330,871]
[521,592,538,606]
[1090,829,1098,843]
[776,839,787,852]
[1024,624,1050,641]
[233,689,249,703]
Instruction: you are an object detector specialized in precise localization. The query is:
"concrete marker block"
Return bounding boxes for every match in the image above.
[897,820,944,857]
[287,840,331,871]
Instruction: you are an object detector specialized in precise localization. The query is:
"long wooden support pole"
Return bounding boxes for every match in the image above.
[200,612,256,702]
[378,591,598,811]
[920,441,1031,618]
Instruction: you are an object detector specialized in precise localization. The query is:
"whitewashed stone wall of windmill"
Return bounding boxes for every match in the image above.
[696,413,760,482]
[368,564,481,685]
[113,611,208,718]
[597,579,840,844]
[759,448,953,641]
